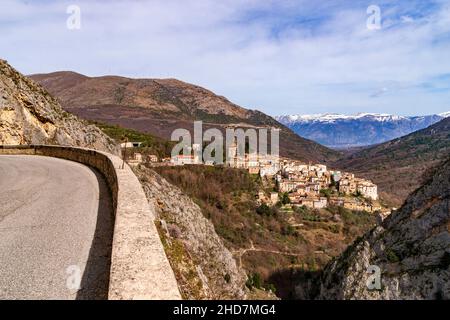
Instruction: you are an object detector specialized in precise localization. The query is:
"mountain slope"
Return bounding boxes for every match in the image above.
[276,113,448,148]
[0,60,119,154]
[318,157,450,300]
[335,117,450,206]
[30,72,340,163]
[134,166,250,299]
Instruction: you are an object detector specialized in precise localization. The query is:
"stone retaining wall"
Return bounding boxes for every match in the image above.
[0,145,181,300]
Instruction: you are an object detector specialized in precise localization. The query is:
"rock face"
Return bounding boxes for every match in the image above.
[134,166,248,300]
[0,60,119,154]
[317,158,450,299]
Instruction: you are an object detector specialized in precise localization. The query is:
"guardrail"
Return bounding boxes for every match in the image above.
[0,145,181,300]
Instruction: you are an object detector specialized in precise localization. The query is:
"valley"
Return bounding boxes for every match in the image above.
[2,0,449,304]
[2,59,447,300]
[26,68,449,298]
[143,164,377,299]
[335,117,450,207]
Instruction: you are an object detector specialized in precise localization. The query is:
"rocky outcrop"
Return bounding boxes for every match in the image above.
[317,158,450,299]
[134,166,248,300]
[0,59,119,154]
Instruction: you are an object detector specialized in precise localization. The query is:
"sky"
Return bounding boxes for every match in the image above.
[1,0,450,116]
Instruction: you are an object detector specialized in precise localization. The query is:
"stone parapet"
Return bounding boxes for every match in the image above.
[0,145,181,300]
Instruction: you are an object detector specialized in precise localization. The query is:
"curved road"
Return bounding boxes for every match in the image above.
[0,155,114,300]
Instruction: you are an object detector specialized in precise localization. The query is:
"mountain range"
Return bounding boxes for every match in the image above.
[30,72,340,163]
[29,71,450,208]
[335,117,450,206]
[276,112,449,149]
[2,58,449,300]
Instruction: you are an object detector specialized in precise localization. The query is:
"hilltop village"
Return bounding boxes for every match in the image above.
[123,140,382,214]
[275,161,380,212]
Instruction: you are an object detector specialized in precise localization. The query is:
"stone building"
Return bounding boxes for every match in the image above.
[356,181,378,200]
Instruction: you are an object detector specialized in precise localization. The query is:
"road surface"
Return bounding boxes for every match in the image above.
[0,155,114,300]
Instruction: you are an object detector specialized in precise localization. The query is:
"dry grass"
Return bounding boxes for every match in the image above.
[154,165,376,298]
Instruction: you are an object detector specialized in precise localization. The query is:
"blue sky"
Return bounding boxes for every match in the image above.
[1,0,450,116]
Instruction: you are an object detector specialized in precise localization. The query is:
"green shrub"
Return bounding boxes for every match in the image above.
[281,224,296,236]
[256,204,271,216]
[280,192,291,205]
[386,249,400,263]
[320,188,332,198]
[92,121,174,158]
[246,273,263,290]
[264,283,277,293]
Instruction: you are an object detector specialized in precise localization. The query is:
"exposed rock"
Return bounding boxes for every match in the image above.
[316,158,450,300]
[0,59,119,154]
[134,165,248,300]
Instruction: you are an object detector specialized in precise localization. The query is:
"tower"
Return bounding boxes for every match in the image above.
[192,143,202,164]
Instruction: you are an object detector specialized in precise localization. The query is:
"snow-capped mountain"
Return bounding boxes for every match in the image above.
[278,113,406,124]
[275,112,449,149]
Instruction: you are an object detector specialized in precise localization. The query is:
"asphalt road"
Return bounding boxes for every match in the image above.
[0,155,114,300]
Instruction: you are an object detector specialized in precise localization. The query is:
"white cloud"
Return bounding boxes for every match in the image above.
[401,15,414,23]
[0,0,449,116]
[370,87,388,98]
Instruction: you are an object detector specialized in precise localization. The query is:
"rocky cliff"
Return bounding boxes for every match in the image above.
[317,158,450,299]
[0,60,119,154]
[134,165,249,300]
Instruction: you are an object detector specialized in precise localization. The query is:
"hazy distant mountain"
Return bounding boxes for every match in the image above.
[275,112,449,149]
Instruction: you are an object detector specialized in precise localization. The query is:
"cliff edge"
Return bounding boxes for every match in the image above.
[0,59,119,154]
[317,158,450,299]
